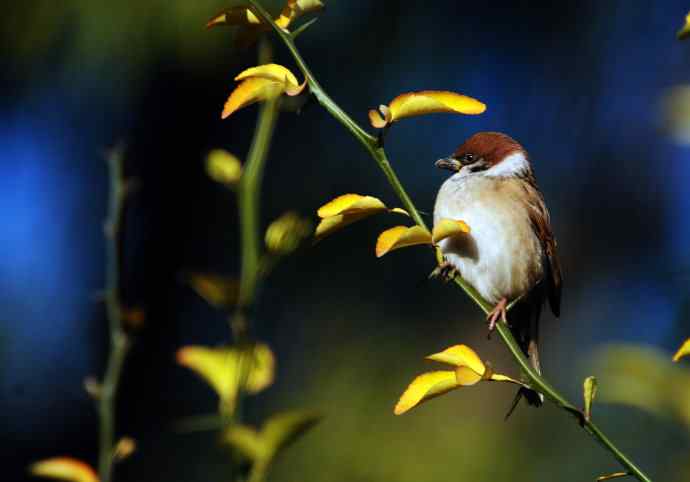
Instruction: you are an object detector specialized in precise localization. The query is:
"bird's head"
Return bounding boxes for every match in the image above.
[435,132,531,178]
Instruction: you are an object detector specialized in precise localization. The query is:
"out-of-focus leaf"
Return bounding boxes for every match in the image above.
[375,225,431,258]
[206,7,262,29]
[176,344,275,409]
[394,370,458,415]
[583,375,598,421]
[262,411,321,455]
[673,338,690,362]
[188,274,239,308]
[29,458,98,482]
[265,211,313,255]
[113,437,136,461]
[225,424,265,461]
[678,12,690,40]
[590,344,690,429]
[206,149,242,186]
[661,85,690,145]
[431,218,470,244]
[224,411,320,464]
[369,91,485,128]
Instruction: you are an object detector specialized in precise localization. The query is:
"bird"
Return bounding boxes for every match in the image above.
[432,131,562,410]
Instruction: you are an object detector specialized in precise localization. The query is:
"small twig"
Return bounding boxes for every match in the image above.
[97,146,132,482]
[246,3,654,481]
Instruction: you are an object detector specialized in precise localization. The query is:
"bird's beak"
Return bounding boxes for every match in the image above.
[435,157,461,172]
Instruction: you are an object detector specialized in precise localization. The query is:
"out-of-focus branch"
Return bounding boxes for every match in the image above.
[98,147,132,482]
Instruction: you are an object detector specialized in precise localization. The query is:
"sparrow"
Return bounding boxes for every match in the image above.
[433,132,562,409]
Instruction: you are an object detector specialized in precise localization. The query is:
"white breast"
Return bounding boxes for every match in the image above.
[433,173,544,304]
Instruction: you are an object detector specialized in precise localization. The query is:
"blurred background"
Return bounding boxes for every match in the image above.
[3,0,690,481]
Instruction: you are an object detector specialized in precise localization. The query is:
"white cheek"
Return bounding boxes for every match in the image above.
[485,151,530,177]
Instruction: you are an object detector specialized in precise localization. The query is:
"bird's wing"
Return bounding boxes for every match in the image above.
[521,174,562,317]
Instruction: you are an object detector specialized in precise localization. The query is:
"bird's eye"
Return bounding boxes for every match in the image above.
[462,153,475,164]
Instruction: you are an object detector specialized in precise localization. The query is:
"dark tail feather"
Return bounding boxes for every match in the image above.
[505,290,544,418]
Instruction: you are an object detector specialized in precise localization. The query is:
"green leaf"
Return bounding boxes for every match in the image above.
[225,424,266,461]
[261,410,321,456]
[583,376,598,421]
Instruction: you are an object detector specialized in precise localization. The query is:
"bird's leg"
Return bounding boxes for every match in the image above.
[428,258,458,283]
[486,297,508,338]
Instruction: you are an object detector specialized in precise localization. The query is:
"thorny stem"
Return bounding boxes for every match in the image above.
[247,3,653,481]
[98,148,132,482]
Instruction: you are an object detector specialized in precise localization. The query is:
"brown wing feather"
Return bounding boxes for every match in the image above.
[520,172,562,317]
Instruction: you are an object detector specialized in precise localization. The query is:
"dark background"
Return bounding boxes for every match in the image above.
[3,1,690,481]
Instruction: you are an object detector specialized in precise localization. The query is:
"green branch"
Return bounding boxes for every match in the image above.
[246,3,653,481]
[98,148,132,482]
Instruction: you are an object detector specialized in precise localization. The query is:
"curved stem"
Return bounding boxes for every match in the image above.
[98,148,131,482]
[246,3,654,481]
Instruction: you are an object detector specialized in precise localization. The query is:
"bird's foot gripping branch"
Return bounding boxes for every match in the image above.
[208,1,655,481]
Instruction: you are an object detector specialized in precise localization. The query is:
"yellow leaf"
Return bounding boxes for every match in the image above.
[426,344,486,376]
[394,370,459,415]
[583,375,598,421]
[265,211,313,254]
[29,458,98,482]
[188,274,239,308]
[206,149,242,186]
[597,473,630,481]
[314,212,372,241]
[176,344,275,408]
[235,64,301,92]
[678,12,690,40]
[222,77,284,119]
[276,0,324,29]
[317,194,387,218]
[375,225,432,258]
[206,7,262,29]
[454,366,483,386]
[431,218,470,244]
[673,338,690,362]
[488,373,521,384]
[369,91,485,128]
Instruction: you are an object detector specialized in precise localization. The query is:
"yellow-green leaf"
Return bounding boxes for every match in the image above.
[431,218,471,244]
[369,91,485,128]
[225,424,266,461]
[29,458,98,482]
[678,12,690,40]
[206,149,242,186]
[426,344,486,376]
[375,225,432,258]
[206,7,262,29]
[188,274,239,308]
[176,344,275,408]
[265,211,313,255]
[583,375,598,421]
[394,370,459,415]
[673,338,690,362]
[317,194,387,218]
[261,411,321,457]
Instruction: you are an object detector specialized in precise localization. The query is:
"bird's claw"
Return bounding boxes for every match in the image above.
[486,298,508,339]
[429,259,458,283]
